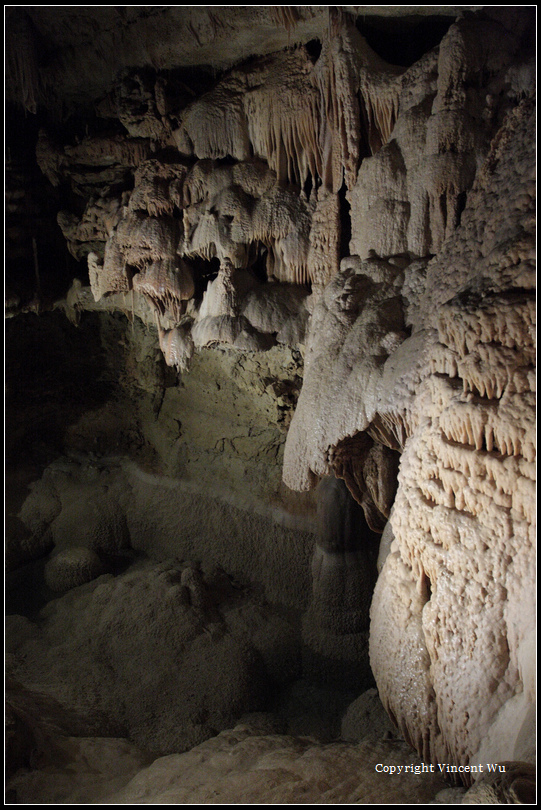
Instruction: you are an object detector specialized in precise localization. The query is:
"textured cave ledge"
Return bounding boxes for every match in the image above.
[4,5,536,797]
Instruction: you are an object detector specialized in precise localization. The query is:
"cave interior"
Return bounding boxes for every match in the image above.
[4,5,536,805]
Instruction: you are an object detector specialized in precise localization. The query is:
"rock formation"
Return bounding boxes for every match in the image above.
[5,5,536,804]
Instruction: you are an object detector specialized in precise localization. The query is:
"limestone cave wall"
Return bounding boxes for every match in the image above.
[5,5,536,804]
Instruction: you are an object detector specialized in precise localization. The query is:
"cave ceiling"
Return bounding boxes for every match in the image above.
[6,5,484,116]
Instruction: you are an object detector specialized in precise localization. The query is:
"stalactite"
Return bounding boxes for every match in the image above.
[313,16,367,192]
[359,81,400,155]
[367,411,414,453]
[129,159,189,217]
[57,196,126,260]
[270,6,304,36]
[132,259,194,323]
[181,162,312,284]
[157,318,194,373]
[178,77,252,162]
[88,244,132,302]
[116,213,181,268]
[63,135,150,171]
[243,49,322,188]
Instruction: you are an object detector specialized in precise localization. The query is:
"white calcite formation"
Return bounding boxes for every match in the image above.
[370,97,536,770]
[283,255,408,492]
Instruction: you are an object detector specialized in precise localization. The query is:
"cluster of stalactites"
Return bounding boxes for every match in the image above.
[244,53,323,191]
[40,13,409,315]
[87,171,195,329]
[85,154,319,343]
[166,17,405,292]
[180,159,315,285]
[329,432,400,534]
[360,74,401,156]
[175,15,403,196]
[86,158,337,295]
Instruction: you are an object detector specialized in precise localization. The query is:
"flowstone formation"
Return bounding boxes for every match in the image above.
[370,98,536,771]
[5,5,536,803]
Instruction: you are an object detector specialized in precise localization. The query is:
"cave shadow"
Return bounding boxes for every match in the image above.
[5,310,116,474]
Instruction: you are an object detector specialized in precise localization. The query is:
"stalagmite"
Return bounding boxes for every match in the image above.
[371,96,536,766]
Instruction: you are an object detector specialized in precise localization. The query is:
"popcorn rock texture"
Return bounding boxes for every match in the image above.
[6,560,288,756]
[370,97,536,770]
[44,546,106,592]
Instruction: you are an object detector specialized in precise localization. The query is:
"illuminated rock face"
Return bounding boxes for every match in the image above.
[5,5,536,789]
[370,99,536,769]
